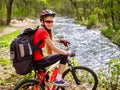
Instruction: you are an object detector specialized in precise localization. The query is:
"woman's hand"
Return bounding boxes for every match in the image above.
[60,39,70,46]
[67,52,75,57]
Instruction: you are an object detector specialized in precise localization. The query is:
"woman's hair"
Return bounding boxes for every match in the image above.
[40,9,55,55]
[45,30,53,55]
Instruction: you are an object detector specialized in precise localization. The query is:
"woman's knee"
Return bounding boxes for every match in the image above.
[60,55,68,64]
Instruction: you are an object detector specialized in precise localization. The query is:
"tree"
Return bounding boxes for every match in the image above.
[5,0,14,25]
[69,0,82,21]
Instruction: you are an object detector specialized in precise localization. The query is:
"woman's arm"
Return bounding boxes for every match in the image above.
[45,38,67,55]
[53,38,60,42]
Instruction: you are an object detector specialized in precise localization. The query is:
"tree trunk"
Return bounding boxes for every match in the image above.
[110,1,115,29]
[5,0,14,25]
[83,2,87,20]
[69,0,82,21]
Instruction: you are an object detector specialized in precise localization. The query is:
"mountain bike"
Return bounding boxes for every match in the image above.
[14,42,98,90]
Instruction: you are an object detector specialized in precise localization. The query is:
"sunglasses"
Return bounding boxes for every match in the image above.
[44,20,53,23]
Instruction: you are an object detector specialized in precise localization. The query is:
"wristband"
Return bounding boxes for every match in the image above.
[67,51,70,56]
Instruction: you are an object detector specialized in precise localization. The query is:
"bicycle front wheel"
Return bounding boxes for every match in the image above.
[14,79,45,90]
[62,66,98,90]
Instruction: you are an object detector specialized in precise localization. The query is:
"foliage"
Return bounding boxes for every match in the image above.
[0,57,10,65]
[97,67,107,89]
[107,58,120,90]
[0,0,6,20]
[101,27,115,39]
[87,14,97,29]
[102,27,120,46]
[112,30,120,46]
[70,57,80,66]
[97,58,120,90]
[0,0,120,32]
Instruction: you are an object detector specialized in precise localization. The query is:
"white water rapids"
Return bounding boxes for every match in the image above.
[53,17,120,71]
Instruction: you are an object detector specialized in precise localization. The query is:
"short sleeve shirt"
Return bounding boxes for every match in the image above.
[33,28,49,61]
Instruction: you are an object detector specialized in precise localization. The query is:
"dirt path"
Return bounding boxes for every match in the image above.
[0,18,39,37]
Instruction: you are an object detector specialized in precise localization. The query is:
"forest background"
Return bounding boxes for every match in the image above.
[0,0,120,90]
[0,0,120,45]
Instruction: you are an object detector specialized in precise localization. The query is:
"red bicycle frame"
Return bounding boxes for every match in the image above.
[35,70,57,90]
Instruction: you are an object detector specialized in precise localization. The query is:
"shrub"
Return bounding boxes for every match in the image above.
[101,27,115,39]
[107,58,120,90]
[112,30,120,46]
[87,14,97,29]
[98,58,120,90]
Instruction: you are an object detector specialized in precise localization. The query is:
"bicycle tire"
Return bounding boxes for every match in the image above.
[58,66,98,90]
[14,79,45,90]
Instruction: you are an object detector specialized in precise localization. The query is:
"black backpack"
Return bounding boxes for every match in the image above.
[10,26,43,75]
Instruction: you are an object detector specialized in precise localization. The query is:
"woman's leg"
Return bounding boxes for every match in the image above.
[35,54,68,70]
[58,64,65,74]
[35,54,70,86]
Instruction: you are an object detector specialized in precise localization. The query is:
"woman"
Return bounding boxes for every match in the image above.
[33,9,75,86]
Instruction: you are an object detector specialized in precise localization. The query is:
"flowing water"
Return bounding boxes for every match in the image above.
[53,17,120,71]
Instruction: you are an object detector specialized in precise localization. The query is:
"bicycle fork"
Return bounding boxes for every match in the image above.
[68,63,81,85]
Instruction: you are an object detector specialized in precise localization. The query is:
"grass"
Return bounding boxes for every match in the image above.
[0,57,10,65]
[101,27,120,46]
[0,29,21,49]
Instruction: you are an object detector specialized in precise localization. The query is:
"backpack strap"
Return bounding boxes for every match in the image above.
[32,40,44,55]
[33,40,44,50]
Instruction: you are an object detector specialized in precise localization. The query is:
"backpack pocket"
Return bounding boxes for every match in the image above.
[16,41,33,59]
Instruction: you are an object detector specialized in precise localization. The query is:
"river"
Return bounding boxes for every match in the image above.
[52,17,120,71]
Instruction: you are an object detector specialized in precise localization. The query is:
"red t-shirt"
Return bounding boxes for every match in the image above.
[33,28,49,61]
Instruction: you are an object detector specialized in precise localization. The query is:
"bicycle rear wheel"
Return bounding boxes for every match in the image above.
[14,79,45,90]
[58,66,98,90]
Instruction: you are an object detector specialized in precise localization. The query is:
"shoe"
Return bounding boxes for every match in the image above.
[54,79,70,86]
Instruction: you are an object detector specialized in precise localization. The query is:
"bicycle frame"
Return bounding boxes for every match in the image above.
[35,61,60,90]
[35,57,79,90]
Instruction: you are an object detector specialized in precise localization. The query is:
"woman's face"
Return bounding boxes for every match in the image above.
[43,16,54,30]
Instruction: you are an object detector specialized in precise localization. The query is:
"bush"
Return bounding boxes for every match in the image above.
[107,58,120,90]
[101,27,115,39]
[112,30,120,46]
[87,14,97,29]
[98,58,120,90]
[101,27,120,46]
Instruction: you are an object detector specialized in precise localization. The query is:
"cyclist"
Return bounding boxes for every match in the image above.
[33,9,75,86]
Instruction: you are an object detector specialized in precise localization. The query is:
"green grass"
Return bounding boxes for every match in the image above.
[101,27,120,46]
[0,30,21,49]
[0,57,10,65]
